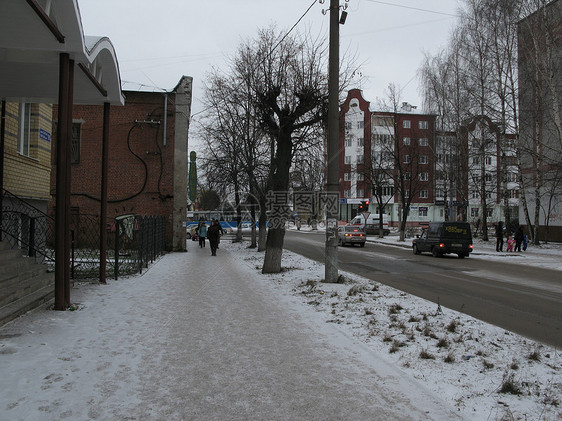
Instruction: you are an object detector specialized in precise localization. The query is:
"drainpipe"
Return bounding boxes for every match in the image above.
[163,93,168,146]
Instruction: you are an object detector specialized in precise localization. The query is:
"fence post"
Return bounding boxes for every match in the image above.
[29,218,36,257]
[114,219,119,280]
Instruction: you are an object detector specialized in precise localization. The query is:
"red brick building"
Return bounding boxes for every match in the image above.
[50,77,193,251]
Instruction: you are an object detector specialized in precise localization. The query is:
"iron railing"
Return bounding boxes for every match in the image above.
[1,189,166,280]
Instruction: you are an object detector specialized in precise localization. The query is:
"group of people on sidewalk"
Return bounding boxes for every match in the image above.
[495,221,528,252]
[196,219,223,256]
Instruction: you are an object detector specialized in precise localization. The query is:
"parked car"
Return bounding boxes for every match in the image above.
[412,222,473,258]
[338,226,366,247]
[349,214,390,235]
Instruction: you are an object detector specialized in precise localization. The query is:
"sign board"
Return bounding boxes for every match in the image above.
[39,128,51,142]
[361,212,371,221]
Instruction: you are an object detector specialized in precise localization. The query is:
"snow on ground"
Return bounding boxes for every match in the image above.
[236,227,562,420]
[0,227,560,420]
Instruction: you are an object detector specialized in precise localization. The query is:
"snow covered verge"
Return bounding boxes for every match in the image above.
[233,241,561,421]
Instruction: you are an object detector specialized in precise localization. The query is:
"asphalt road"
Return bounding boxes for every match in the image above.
[283,230,562,348]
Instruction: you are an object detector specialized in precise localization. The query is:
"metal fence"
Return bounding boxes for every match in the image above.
[1,189,166,280]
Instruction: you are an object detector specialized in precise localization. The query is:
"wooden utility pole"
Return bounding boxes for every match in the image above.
[325,0,340,283]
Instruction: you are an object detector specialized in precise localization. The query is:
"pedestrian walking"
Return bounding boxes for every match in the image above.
[514,226,524,252]
[198,222,207,248]
[207,219,221,256]
[523,234,528,251]
[496,221,504,252]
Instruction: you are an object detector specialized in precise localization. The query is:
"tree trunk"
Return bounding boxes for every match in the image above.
[262,130,292,273]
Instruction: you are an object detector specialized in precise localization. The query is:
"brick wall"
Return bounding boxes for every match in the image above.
[50,91,179,250]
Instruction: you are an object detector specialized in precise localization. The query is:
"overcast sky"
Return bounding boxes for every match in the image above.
[79,0,462,144]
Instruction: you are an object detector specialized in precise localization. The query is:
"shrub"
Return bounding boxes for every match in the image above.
[437,338,449,348]
[444,352,455,363]
[446,320,459,333]
[499,374,522,395]
[420,349,436,360]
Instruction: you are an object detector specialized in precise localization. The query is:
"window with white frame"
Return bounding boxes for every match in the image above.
[403,154,410,164]
[419,207,428,217]
[473,156,480,165]
[18,103,32,157]
[357,173,364,181]
[435,188,444,198]
[345,121,352,130]
[485,173,492,182]
[418,121,428,129]
[403,120,411,128]
[357,121,364,129]
[382,186,394,196]
[419,172,428,181]
[356,155,364,164]
[471,208,479,217]
[358,137,364,146]
[403,190,409,198]
[403,137,411,145]
[403,172,411,180]
[418,138,428,146]
[345,155,351,164]
[419,155,428,164]
[419,190,428,198]
[485,156,493,165]
[487,208,493,217]
[357,189,364,197]
[507,172,518,182]
[345,138,353,147]
[486,191,492,199]
[344,173,350,181]
[344,189,351,197]
[471,190,479,199]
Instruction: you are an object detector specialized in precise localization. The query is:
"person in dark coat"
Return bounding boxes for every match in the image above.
[496,221,504,252]
[207,220,221,256]
[197,222,207,248]
[514,226,524,252]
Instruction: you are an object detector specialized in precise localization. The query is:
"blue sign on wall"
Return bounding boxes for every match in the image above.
[39,129,51,142]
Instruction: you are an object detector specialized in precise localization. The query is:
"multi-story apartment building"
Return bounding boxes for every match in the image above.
[339,89,520,231]
[518,0,562,242]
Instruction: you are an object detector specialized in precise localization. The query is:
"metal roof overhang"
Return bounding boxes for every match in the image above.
[0,0,124,105]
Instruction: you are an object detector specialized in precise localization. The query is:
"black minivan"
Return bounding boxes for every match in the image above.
[412,222,473,258]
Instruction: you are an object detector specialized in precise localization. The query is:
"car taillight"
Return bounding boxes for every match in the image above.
[469,244,473,249]
[439,243,445,248]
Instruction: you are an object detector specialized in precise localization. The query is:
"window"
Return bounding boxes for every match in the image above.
[485,156,493,165]
[435,170,444,181]
[71,122,81,164]
[403,172,411,180]
[345,156,351,164]
[403,137,411,145]
[403,120,411,128]
[381,186,394,196]
[403,190,410,198]
[508,189,519,199]
[507,172,518,182]
[345,138,353,147]
[357,173,364,181]
[487,208,493,218]
[357,121,364,129]
[357,155,364,164]
[471,190,479,199]
[345,121,352,130]
[403,154,410,164]
[471,208,479,217]
[358,137,364,146]
[419,207,428,217]
[485,173,492,182]
[473,156,480,165]
[419,190,428,199]
[435,188,444,198]
[419,172,428,181]
[436,153,443,163]
[357,189,364,197]
[344,173,350,181]
[18,103,32,157]
[419,155,428,164]
[418,121,428,129]
[418,138,428,147]
[344,189,351,198]
[486,191,492,199]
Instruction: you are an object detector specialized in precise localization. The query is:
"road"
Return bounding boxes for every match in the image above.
[283,230,562,348]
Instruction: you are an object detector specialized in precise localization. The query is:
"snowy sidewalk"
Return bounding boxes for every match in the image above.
[0,242,462,420]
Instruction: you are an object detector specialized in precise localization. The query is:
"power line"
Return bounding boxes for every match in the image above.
[363,0,460,18]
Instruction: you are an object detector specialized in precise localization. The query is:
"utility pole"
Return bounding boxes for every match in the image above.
[324,0,341,283]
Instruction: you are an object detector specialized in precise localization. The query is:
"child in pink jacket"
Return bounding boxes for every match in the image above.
[506,236,515,252]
